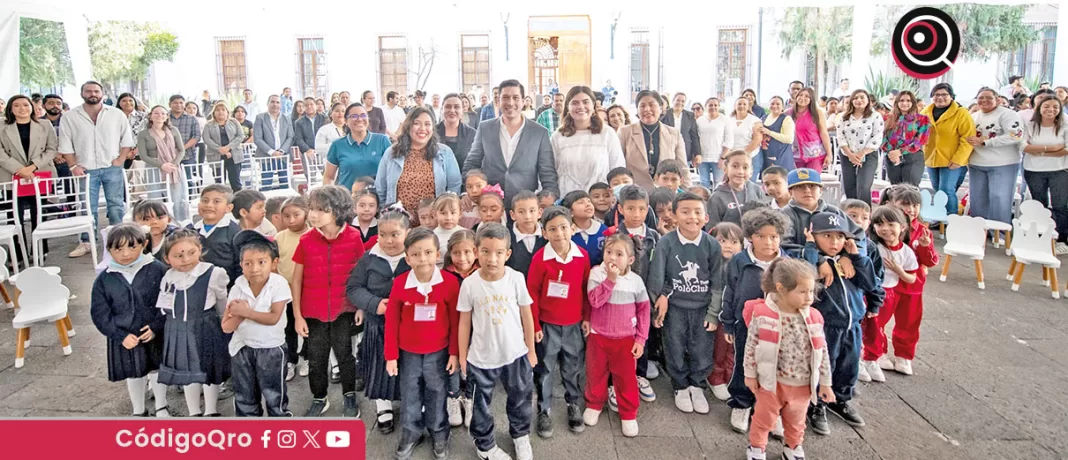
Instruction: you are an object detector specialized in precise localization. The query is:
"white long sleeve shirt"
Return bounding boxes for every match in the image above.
[551,128,626,196]
[696,114,734,163]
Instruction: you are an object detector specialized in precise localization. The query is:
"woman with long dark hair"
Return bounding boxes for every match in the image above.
[551,86,625,196]
[881,91,930,185]
[117,93,146,168]
[837,90,885,204]
[790,87,832,171]
[374,107,461,224]
[607,104,631,131]
[315,102,348,152]
[322,103,392,191]
[0,94,57,264]
[1023,97,1068,252]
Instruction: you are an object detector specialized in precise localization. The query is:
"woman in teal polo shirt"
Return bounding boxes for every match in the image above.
[323,103,392,190]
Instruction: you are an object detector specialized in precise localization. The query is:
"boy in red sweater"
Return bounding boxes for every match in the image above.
[528,206,591,437]
[385,227,461,460]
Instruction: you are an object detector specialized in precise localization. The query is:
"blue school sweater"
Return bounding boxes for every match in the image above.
[646,230,724,324]
[719,247,819,337]
[573,221,608,266]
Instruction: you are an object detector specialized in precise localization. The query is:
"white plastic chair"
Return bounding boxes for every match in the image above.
[920,189,950,238]
[0,180,29,274]
[32,175,97,267]
[123,166,175,221]
[940,215,988,289]
[183,161,225,218]
[11,266,72,368]
[1008,219,1061,299]
[821,172,843,205]
[240,144,257,189]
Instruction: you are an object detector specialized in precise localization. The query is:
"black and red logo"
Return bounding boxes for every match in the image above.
[891,7,961,79]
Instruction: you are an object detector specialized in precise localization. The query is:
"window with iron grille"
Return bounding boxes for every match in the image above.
[1006,26,1057,83]
[379,36,408,98]
[716,28,749,99]
[630,30,650,103]
[217,39,247,95]
[460,34,491,94]
[298,38,327,99]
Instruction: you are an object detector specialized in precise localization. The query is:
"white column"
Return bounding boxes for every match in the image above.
[0,8,20,97]
[1055,3,1068,83]
[850,1,876,90]
[63,13,92,89]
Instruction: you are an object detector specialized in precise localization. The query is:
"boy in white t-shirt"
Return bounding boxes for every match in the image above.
[458,223,538,460]
[222,231,293,417]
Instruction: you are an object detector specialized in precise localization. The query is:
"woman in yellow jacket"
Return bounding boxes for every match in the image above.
[922,83,975,214]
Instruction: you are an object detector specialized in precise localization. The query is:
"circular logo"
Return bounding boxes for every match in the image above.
[891,7,960,79]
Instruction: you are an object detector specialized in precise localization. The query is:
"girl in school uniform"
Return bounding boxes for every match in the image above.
[133,200,178,262]
[156,228,231,417]
[443,229,478,427]
[349,205,412,435]
[91,223,171,417]
[354,188,381,250]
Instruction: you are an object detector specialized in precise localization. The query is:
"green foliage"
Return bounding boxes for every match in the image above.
[872,5,1039,62]
[776,7,853,92]
[864,68,919,100]
[88,21,179,92]
[19,18,74,89]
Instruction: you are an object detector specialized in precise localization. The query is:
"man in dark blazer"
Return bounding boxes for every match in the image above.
[293,96,327,156]
[462,79,559,208]
[253,95,294,189]
[661,92,701,164]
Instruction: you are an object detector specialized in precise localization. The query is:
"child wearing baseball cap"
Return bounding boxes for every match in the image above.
[780,168,867,256]
[802,212,882,436]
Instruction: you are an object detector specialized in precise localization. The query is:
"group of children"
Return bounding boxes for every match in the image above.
[88,146,938,460]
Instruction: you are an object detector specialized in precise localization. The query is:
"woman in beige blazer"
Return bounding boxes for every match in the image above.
[202,102,245,191]
[0,95,59,264]
[618,89,689,191]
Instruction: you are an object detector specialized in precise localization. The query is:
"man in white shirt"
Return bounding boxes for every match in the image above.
[832,78,850,98]
[383,91,406,141]
[240,89,260,119]
[58,81,135,257]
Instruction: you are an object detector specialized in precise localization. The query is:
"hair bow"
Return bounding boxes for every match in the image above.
[603,226,620,237]
[482,184,504,200]
[385,201,408,214]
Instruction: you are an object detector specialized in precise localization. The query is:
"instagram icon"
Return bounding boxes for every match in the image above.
[277,430,297,449]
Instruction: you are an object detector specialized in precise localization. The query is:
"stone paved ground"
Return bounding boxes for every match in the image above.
[1,237,1066,460]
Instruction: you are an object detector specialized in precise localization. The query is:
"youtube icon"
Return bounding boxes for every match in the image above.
[326,431,350,448]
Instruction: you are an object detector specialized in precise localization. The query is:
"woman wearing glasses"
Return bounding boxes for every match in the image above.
[921,83,976,214]
[322,103,393,191]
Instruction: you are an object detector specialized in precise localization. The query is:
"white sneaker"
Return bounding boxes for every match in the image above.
[463,397,474,427]
[877,355,894,371]
[711,384,730,401]
[447,397,463,427]
[894,357,914,375]
[513,435,533,460]
[637,377,656,402]
[865,361,886,382]
[477,446,513,460]
[645,362,660,380]
[607,386,619,412]
[298,359,309,377]
[783,444,806,460]
[746,445,767,460]
[286,363,295,382]
[674,389,694,413]
[621,419,639,437]
[1056,242,1068,256]
[771,416,784,439]
[583,408,601,426]
[68,243,91,258]
[730,407,751,433]
[689,386,709,414]
[857,360,872,382]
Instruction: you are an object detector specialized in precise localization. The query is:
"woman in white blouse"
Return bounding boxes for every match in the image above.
[315,103,348,152]
[836,90,885,204]
[696,97,735,187]
[551,86,625,196]
[729,97,764,180]
[1022,97,1068,233]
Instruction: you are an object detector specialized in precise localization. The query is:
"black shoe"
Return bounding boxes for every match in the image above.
[394,435,422,460]
[807,405,830,436]
[355,377,365,393]
[567,403,585,433]
[154,406,171,417]
[377,410,395,435]
[343,392,361,418]
[205,413,222,417]
[536,411,553,438]
[136,410,149,417]
[330,366,341,384]
[432,438,449,460]
[304,398,330,417]
[828,401,865,427]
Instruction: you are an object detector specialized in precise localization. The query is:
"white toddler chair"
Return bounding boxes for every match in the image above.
[1008,219,1061,299]
[1007,200,1058,284]
[940,215,988,289]
[920,189,950,239]
[11,266,72,368]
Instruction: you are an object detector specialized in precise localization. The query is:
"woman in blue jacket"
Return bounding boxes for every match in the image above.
[374,107,462,221]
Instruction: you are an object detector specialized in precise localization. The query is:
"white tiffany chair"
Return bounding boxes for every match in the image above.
[32,175,97,266]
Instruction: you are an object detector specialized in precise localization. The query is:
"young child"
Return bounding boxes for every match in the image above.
[584,232,651,437]
[275,196,311,380]
[291,185,366,417]
[743,259,835,460]
[840,199,886,383]
[222,230,293,417]
[133,200,178,261]
[803,212,881,435]
[266,196,287,235]
[433,193,463,267]
[760,166,791,211]
[354,188,380,248]
[780,169,866,255]
[650,188,677,235]
[353,176,376,193]
[536,189,559,214]
[443,229,479,427]
[721,208,797,433]
[190,184,243,286]
[562,190,608,266]
[233,189,276,237]
[458,223,538,460]
[91,223,170,417]
[711,222,744,260]
[604,168,658,229]
[688,185,712,202]
[156,228,231,417]
[707,150,767,228]
[477,184,507,228]
[655,159,688,194]
[506,191,546,273]
[350,206,412,435]
[461,169,489,228]
[614,185,662,400]
[384,227,461,460]
[528,206,591,437]
[861,206,919,384]
[647,192,724,414]
[418,197,438,230]
[589,182,614,222]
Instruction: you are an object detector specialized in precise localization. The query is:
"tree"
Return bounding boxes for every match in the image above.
[88,21,179,98]
[776,7,853,96]
[871,5,1038,62]
[410,43,439,92]
[19,18,75,90]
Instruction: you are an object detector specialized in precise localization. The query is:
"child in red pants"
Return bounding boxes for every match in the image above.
[584,233,651,437]
[743,259,835,460]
